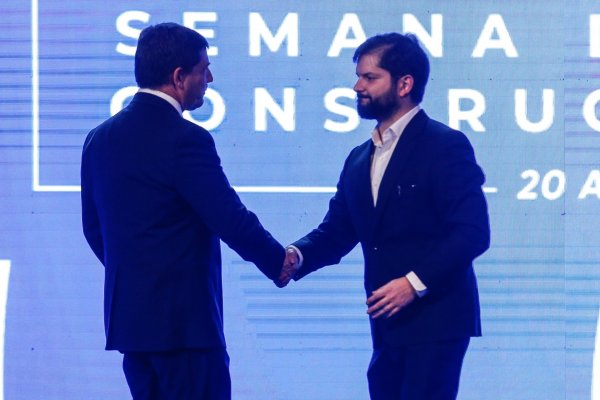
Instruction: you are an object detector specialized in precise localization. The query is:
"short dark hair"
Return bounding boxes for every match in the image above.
[135,23,209,88]
[353,33,430,104]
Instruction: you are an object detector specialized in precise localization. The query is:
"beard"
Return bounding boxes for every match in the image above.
[356,84,399,121]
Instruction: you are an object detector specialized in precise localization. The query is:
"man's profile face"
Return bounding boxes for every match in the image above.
[181,48,213,111]
[353,53,399,122]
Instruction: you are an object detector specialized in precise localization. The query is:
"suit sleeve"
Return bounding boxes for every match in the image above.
[173,126,285,281]
[412,130,490,291]
[81,131,105,265]
[292,153,360,280]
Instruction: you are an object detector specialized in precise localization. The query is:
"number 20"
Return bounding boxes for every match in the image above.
[517,169,565,200]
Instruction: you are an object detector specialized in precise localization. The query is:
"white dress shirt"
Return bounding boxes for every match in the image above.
[368,106,427,296]
[370,106,420,205]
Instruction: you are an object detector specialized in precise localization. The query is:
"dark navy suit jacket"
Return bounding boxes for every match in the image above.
[293,110,490,348]
[81,92,284,352]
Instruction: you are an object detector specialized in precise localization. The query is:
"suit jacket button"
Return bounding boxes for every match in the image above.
[373,247,378,251]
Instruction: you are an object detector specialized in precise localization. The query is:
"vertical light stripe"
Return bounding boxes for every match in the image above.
[31,0,40,191]
[593,306,600,400]
[0,261,12,400]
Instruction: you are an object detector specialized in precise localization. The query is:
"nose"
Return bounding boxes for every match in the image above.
[207,68,214,83]
[353,78,363,94]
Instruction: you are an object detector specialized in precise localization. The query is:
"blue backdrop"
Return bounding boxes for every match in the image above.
[1,1,599,399]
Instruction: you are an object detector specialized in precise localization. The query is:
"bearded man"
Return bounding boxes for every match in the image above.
[284,33,490,400]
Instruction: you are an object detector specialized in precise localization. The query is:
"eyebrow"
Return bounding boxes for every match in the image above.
[356,71,381,77]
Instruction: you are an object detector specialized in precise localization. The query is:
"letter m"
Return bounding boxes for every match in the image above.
[249,12,299,57]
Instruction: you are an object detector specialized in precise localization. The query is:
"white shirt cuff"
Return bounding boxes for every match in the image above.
[286,245,304,267]
[406,271,428,297]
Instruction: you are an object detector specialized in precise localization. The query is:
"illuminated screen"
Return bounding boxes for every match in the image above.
[0,0,599,399]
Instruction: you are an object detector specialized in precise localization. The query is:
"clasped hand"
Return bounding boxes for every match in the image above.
[276,247,300,287]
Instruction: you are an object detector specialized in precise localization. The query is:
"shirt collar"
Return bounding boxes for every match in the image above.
[371,105,421,147]
[138,88,183,115]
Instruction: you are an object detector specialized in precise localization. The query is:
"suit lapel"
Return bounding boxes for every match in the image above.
[369,110,429,237]
[353,140,376,213]
[340,140,376,240]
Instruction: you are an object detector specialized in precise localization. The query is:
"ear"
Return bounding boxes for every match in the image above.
[396,75,414,98]
[171,67,186,90]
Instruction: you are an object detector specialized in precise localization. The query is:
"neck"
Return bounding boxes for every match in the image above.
[152,85,183,108]
[377,103,417,133]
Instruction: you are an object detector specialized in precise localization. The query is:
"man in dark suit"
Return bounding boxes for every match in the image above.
[81,23,289,399]
[283,33,490,399]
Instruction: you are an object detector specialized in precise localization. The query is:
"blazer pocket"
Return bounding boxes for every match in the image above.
[395,182,419,203]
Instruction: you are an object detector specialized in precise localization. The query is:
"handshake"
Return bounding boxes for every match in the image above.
[276,247,301,288]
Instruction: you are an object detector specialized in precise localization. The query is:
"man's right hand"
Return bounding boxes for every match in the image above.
[276,247,300,287]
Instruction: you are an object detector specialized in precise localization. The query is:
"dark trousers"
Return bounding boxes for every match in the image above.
[367,338,470,400]
[122,348,231,400]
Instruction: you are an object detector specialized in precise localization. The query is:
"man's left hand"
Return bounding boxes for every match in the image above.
[366,277,416,319]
